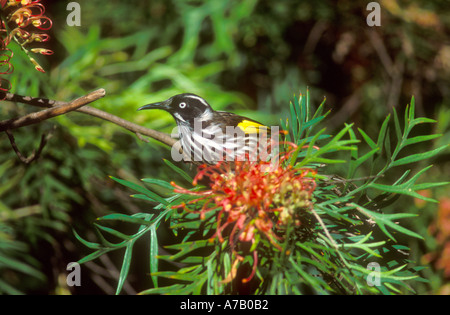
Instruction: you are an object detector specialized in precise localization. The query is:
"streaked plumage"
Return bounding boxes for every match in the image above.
[139,93,270,164]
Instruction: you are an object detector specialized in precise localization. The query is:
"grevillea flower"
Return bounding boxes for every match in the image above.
[172,141,317,283]
[0,0,53,95]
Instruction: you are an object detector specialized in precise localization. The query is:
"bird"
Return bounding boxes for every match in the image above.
[138,93,272,165]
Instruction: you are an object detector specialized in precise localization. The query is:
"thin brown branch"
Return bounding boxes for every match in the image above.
[0,89,106,131]
[1,90,177,147]
[5,127,54,164]
[365,29,395,78]
[76,105,177,147]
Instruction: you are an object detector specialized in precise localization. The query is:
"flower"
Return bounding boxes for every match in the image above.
[172,141,317,283]
[0,0,53,95]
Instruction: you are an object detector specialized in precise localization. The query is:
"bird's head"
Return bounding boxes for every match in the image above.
[139,93,213,124]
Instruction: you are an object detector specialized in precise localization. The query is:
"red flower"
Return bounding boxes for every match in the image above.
[172,141,317,283]
[0,0,53,92]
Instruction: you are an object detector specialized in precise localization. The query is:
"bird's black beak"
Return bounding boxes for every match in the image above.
[138,98,171,111]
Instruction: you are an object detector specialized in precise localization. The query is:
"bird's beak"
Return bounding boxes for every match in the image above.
[138,98,171,111]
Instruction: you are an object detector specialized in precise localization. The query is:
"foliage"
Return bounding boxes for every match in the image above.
[0,159,46,294]
[75,92,448,294]
[0,123,132,294]
[0,0,448,294]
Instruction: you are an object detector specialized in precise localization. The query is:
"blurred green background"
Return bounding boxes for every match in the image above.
[0,0,449,294]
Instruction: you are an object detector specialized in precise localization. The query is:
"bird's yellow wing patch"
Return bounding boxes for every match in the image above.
[237,120,268,134]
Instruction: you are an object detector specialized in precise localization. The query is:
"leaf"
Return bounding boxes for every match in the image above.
[163,159,193,183]
[141,178,175,190]
[93,223,132,241]
[368,165,441,203]
[72,229,101,250]
[403,134,442,147]
[376,114,391,149]
[139,284,185,295]
[289,101,299,143]
[116,243,134,295]
[110,176,169,205]
[393,108,402,144]
[358,128,377,150]
[339,232,385,257]
[0,255,46,281]
[352,204,423,241]
[97,213,154,226]
[391,144,448,167]
[77,248,112,265]
[149,225,159,288]
[161,240,211,261]
[408,117,436,129]
[353,147,380,169]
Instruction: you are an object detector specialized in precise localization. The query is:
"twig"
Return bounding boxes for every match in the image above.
[76,105,176,147]
[310,208,340,253]
[0,89,106,131]
[365,29,395,78]
[1,90,177,147]
[303,20,328,55]
[5,128,54,164]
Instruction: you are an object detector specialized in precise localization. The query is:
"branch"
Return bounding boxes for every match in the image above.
[0,89,106,131]
[1,90,177,147]
[5,127,54,164]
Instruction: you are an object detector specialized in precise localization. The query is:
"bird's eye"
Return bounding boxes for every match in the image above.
[179,102,187,109]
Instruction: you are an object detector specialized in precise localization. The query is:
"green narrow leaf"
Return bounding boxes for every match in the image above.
[305,88,310,124]
[358,128,377,150]
[131,193,168,206]
[414,181,450,191]
[141,178,176,190]
[93,223,132,241]
[116,243,134,295]
[0,255,46,281]
[384,126,392,160]
[409,96,415,122]
[408,117,436,129]
[150,225,158,288]
[302,115,326,135]
[404,103,410,135]
[353,147,379,169]
[368,165,439,202]
[391,144,448,167]
[0,279,23,295]
[139,284,185,295]
[403,134,442,147]
[72,229,101,250]
[163,159,193,183]
[97,213,154,226]
[353,204,423,241]
[77,248,112,265]
[289,101,299,142]
[280,118,292,143]
[346,123,358,161]
[110,176,168,205]
[392,108,402,144]
[377,114,391,149]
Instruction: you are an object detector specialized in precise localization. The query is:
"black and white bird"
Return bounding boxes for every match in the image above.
[139,93,271,164]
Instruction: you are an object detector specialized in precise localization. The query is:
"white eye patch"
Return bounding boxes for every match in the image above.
[179,102,187,109]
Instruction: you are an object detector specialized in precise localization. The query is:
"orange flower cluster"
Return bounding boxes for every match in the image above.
[172,142,317,283]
